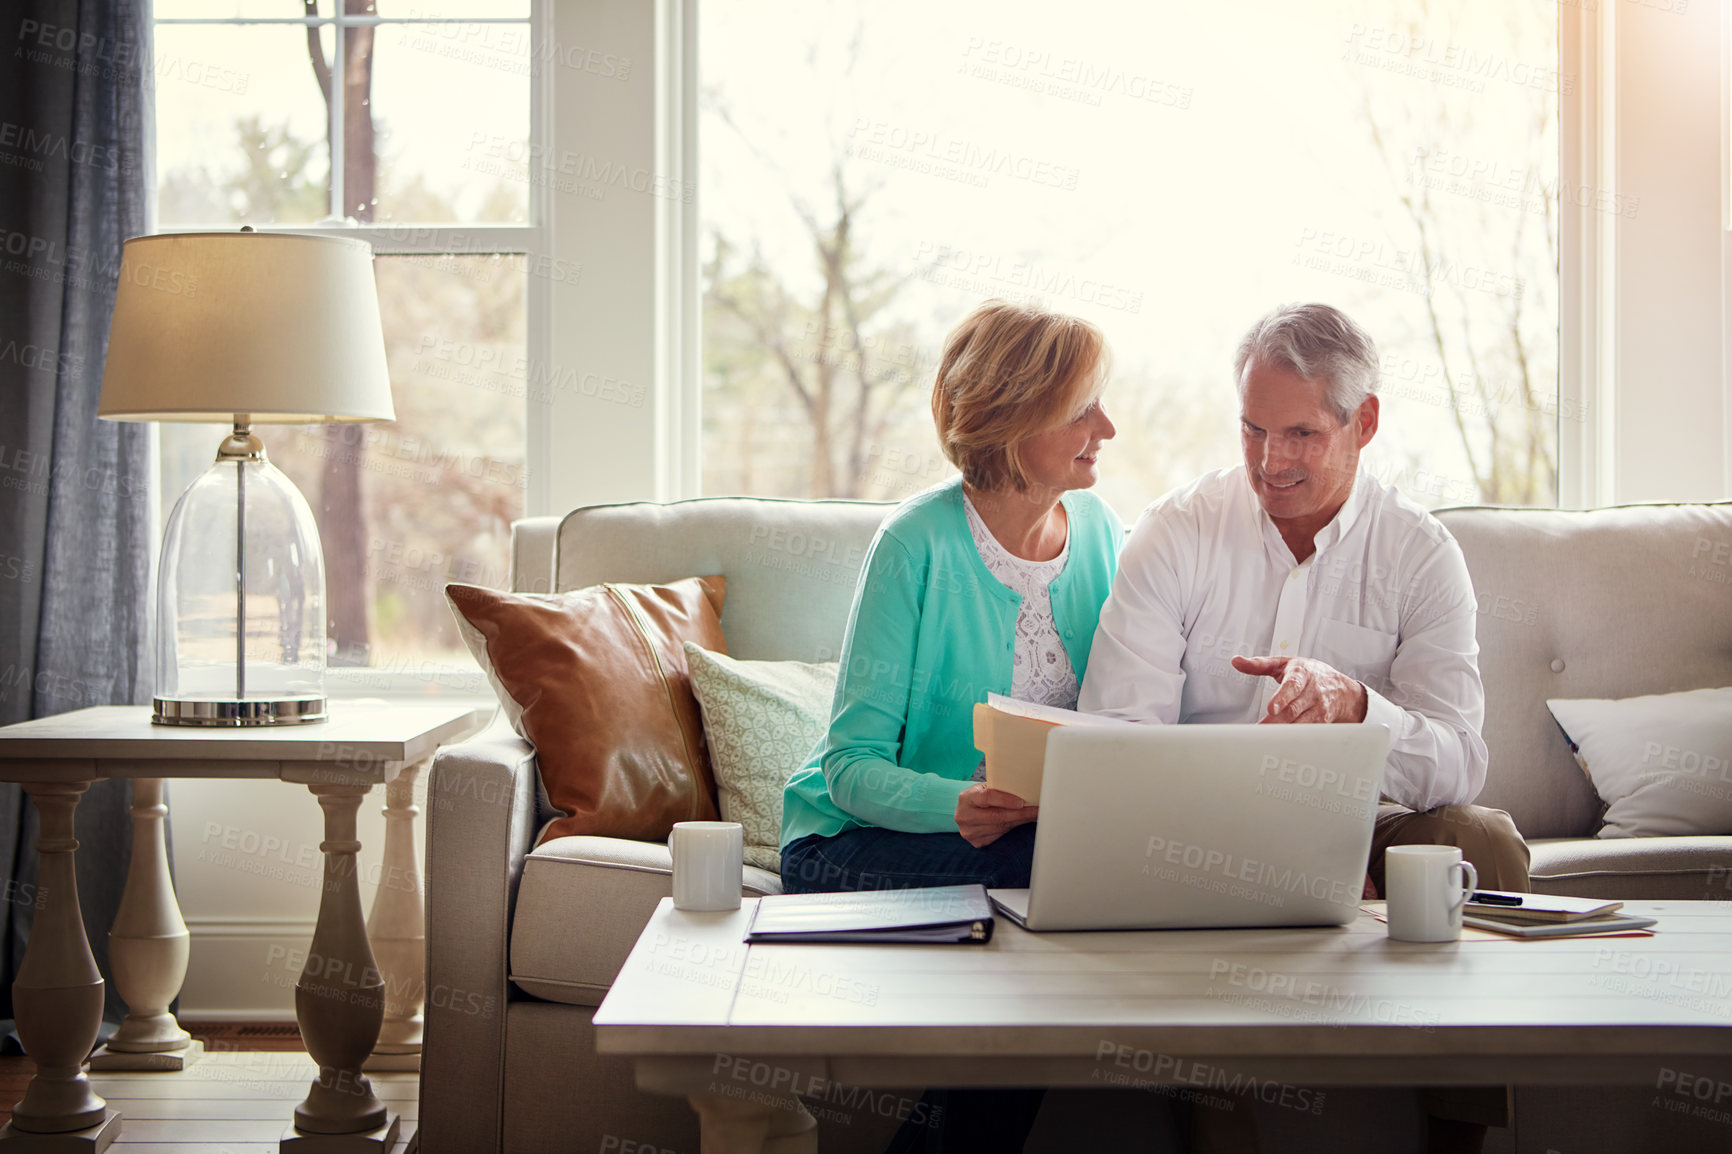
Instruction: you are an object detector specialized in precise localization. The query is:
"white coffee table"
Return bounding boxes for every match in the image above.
[595,897,1732,1153]
[0,701,487,1153]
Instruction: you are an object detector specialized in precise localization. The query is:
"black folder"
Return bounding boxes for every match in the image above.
[745,883,995,944]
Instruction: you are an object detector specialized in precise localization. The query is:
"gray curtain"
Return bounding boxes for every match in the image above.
[0,0,155,1024]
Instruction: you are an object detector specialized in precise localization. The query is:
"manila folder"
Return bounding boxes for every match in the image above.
[972,701,1063,804]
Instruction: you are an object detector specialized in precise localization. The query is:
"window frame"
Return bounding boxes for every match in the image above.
[153,1,1640,694]
[150,3,552,697]
[661,2,1590,510]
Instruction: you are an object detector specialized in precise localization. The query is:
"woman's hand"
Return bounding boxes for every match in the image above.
[955,783,1039,848]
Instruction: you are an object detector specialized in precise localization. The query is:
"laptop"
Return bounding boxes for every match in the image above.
[989,723,1391,932]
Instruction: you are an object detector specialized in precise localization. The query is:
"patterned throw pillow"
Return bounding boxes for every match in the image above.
[684,643,838,872]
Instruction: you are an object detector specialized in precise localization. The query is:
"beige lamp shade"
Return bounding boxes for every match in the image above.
[98,231,395,424]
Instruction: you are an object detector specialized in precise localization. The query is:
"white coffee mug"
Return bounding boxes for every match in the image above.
[670,821,744,912]
[1384,845,1478,942]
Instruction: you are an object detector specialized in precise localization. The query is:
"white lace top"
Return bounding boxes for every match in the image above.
[963,492,1080,710]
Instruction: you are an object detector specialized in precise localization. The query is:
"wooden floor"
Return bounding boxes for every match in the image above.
[1,1025,418,1152]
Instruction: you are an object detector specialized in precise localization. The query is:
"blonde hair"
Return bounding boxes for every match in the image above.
[931,300,1109,492]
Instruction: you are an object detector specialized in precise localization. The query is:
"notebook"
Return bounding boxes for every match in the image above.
[745,884,994,944]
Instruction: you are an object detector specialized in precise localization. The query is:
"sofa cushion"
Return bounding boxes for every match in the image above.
[1548,687,1732,837]
[1436,502,1732,839]
[446,577,728,844]
[1528,836,1732,900]
[509,835,784,1006]
[549,497,895,662]
[685,643,839,873]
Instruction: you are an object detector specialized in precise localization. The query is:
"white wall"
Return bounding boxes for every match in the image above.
[1611,0,1731,503]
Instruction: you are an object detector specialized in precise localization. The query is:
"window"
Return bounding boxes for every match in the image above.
[699,1,1562,518]
[153,1,538,691]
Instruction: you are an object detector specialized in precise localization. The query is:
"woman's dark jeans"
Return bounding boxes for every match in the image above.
[780,824,1037,894]
[781,824,1041,1154]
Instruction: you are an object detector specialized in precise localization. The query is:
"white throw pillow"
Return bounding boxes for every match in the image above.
[1546,688,1732,838]
[684,643,838,872]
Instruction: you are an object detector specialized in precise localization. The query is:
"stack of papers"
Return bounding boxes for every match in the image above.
[1460,891,1656,938]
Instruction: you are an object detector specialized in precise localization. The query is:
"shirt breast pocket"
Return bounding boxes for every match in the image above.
[1316,618,1398,691]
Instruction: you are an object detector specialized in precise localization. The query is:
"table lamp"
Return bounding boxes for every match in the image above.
[98,230,395,725]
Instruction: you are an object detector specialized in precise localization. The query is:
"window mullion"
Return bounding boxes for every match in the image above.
[230,224,537,254]
[329,17,345,221]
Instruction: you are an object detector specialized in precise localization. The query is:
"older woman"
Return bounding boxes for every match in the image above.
[779,299,1122,896]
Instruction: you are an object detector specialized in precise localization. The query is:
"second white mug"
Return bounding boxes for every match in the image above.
[1385,845,1478,942]
[670,820,744,912]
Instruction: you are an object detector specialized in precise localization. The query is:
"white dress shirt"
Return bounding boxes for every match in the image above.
[1078,465,1488,811]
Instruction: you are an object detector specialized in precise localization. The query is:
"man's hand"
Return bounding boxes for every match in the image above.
[955,783,1038,848]
[1231,655,1368,724]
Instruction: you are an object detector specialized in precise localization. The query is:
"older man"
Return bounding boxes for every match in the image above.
[1080,302,1528,896]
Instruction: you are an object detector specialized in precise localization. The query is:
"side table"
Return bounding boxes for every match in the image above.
[0,701,488,1153]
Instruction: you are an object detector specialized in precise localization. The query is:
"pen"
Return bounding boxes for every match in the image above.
[1472,891,1523,906]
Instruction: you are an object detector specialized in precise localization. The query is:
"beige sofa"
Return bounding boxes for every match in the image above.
[418,497,1732,1154]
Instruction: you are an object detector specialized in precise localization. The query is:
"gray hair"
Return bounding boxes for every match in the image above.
[1233,303,1379,424]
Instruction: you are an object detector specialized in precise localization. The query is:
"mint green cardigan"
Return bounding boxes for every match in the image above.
[780,477,1124,847]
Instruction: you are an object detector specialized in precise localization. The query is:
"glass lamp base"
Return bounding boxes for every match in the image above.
[152,697,328,727]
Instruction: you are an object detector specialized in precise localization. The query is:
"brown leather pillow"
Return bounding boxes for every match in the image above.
[445,577,727,843]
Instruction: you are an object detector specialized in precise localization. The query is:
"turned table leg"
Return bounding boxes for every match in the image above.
[364,759,424,1070]
[2,781,122,1149]
[282,783,398,1152]
[687,1091,818,1154]
[88,778,201,1072]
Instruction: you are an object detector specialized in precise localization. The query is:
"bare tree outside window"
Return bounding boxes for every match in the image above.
[700,1,1560,515]
[305,0,377,665]
[154,8,531,671]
